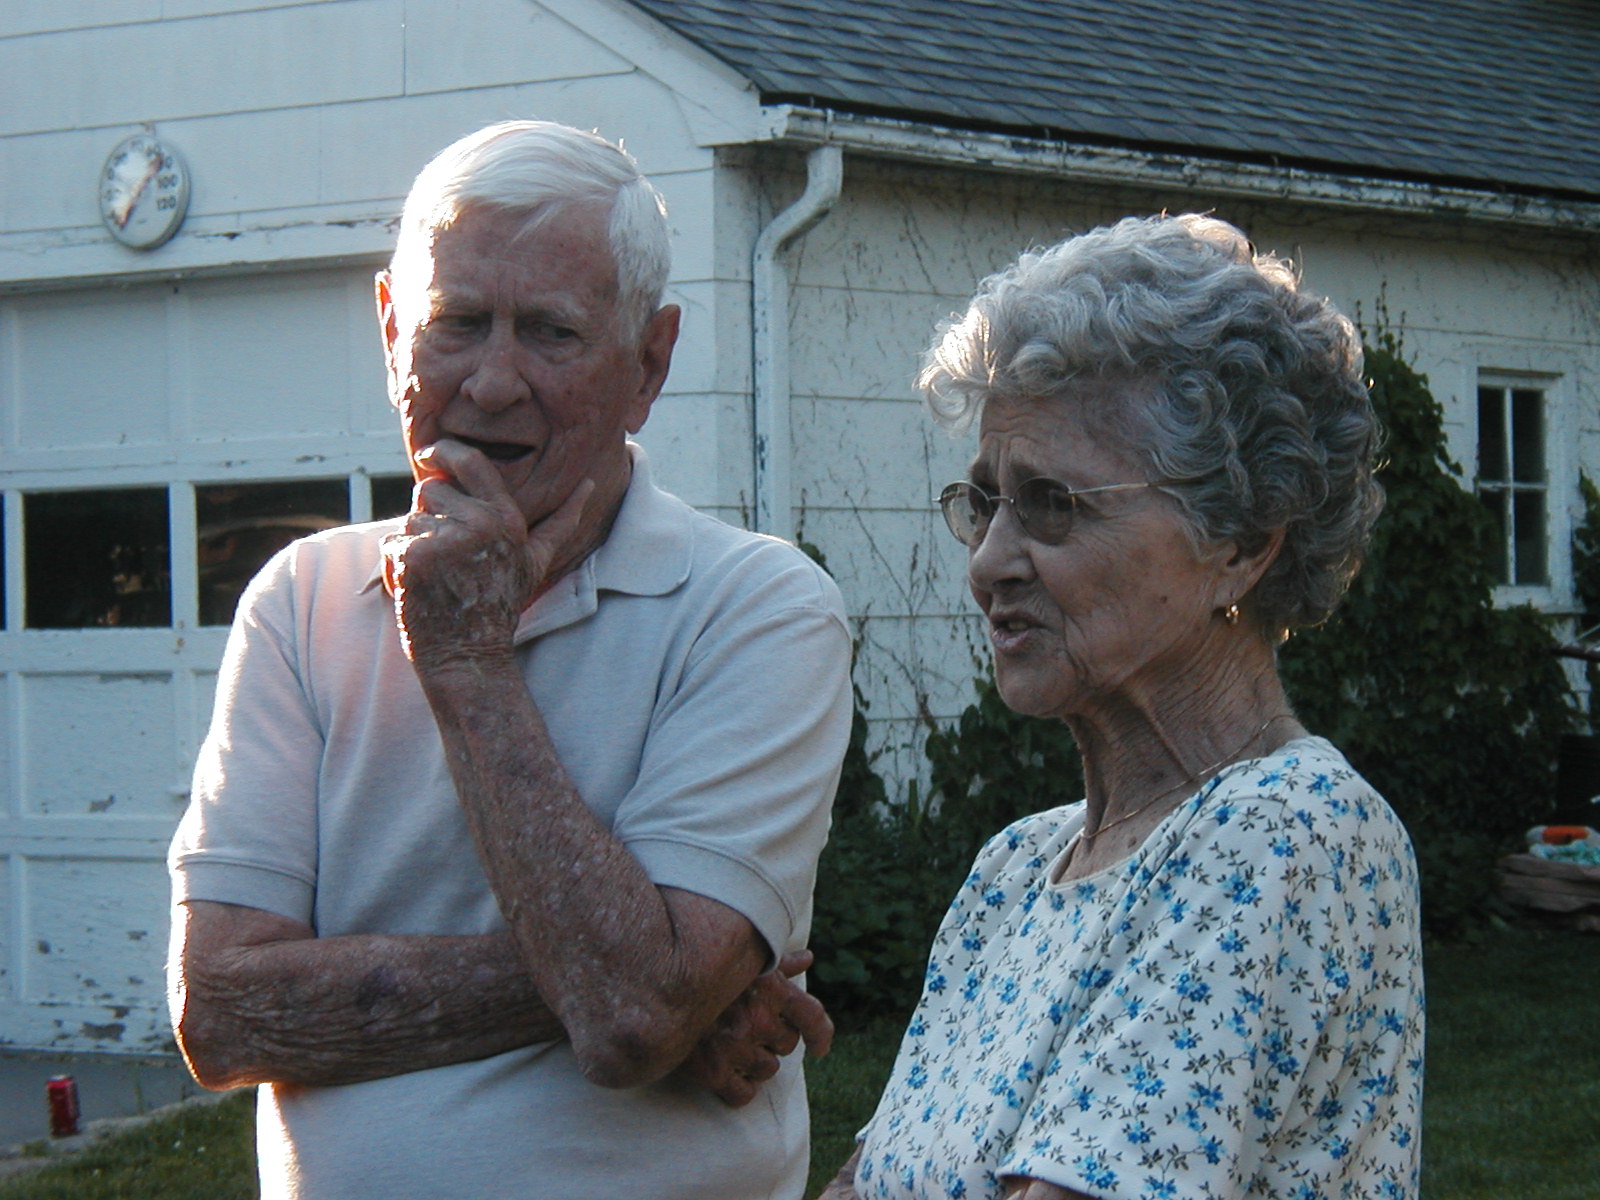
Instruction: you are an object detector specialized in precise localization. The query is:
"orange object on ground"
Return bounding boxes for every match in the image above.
[1541,825,1595,845]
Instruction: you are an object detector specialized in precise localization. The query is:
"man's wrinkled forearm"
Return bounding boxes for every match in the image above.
[413,655,767,1089]
[175,917,562,1090]
[389,461,808,1092]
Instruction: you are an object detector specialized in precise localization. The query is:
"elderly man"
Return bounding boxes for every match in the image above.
[166,121,853,1199]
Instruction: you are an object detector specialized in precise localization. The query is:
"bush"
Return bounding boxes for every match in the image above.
[797,543,954,1020]
[1278,334,1579,937]
[1573,473,1600,629]
[1570,473,1600,720]
[808,673,1082,1021]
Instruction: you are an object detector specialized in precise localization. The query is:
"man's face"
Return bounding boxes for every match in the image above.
[378,203,677,530]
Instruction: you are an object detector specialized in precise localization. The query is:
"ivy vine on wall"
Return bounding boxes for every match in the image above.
[1571,472,1600,722]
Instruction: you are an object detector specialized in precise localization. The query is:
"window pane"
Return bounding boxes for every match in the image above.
[196,479,349,626]
[1513,489,1548,586]
[1511,388,1545,483]
[370,474,414,521]
[1479,489,1509,583]
[1477,386,1507,483]
[25,488,171,628]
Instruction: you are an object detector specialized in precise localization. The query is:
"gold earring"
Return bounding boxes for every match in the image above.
[1223,603,1241,626]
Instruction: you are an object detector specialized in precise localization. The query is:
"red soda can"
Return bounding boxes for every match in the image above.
[46,1075,79,1137]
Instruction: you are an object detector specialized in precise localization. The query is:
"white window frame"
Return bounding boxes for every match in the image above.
[0,469,410,635]
[1473,365,1573,612]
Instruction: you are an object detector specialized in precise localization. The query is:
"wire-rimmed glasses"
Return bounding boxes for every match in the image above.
[937,477,1177,546]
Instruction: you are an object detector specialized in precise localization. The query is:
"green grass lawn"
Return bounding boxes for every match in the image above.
[1419,923,1600,1200]
[0,1091,257,1200]
[0,924,1593,1199]
[805,1015,906,1195]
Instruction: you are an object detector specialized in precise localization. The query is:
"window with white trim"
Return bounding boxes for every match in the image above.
[7,473,412,631]
[1476,375,1550,588]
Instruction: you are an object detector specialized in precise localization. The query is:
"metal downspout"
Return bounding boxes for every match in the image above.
[751,143,842,540]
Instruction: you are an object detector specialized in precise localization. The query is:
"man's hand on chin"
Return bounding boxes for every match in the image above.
[380,438,592,667]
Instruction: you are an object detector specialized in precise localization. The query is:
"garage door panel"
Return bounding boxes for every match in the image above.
[188,273,360,440]
[191,668,218,750]
[21,672,180,817]
[8,291,171,449]
[22,856,172,1050]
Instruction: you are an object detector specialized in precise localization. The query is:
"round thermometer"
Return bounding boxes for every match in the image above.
[99,134,190,249]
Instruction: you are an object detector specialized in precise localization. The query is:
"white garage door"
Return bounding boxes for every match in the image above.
[0,264,409,1052]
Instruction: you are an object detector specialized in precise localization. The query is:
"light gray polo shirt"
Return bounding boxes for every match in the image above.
[171,447,854,1200]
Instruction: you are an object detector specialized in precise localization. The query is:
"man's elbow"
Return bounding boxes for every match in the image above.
[568,1006,695,1090]
[173,1002,262,1092]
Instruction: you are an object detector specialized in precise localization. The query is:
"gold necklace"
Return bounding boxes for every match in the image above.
[1080,713,1296,842]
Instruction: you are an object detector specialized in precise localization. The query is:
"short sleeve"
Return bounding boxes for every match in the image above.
[614,555,853,960]
[168,548,323,924]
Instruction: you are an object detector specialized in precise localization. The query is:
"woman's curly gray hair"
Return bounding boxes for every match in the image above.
[921,213,1383,633]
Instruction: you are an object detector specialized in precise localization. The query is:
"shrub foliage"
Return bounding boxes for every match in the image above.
[1277,335,1578,935]
[1571,473,1600,720]
[808,675,1082,1019]
[808,335,1580,1021]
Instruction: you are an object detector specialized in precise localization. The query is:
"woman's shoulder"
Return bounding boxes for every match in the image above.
[1184,734,1418,887]
[967,803,1085,880]
[1208,736,1389,824]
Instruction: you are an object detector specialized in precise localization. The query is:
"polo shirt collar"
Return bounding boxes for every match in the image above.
[513,443,690,641]
[362,443,691,643]
[589,443,694,596]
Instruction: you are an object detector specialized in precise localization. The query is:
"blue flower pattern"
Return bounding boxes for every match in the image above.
[855,737,1423,1200]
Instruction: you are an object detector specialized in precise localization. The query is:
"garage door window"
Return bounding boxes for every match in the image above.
[11,473,417,631]
[196,480,350,626]
[370,474,414,521]
[24,488,170,629]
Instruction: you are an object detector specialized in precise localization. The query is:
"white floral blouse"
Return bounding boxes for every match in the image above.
[855,736,1424,1200]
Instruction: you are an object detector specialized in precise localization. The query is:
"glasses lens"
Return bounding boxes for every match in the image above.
[939,482,988,544]
[1014,478,1078,543]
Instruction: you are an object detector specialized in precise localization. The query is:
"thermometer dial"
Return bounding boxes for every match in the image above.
[100,134,190,250]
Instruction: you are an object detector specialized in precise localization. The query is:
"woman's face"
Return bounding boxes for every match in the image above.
[967,393,1231,723]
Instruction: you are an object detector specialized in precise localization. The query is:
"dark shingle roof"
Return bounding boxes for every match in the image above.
[627,0,1600,201]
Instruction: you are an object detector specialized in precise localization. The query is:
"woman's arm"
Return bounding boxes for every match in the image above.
[816,1148,861,1199]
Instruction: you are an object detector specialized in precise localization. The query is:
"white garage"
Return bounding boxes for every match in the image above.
[2,0,1598,1053]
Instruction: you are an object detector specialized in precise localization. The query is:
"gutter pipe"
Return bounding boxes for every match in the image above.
[751,142,842,541]
[758,105,1600,234]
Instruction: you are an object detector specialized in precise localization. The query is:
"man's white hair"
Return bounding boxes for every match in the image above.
[388,120,671,342]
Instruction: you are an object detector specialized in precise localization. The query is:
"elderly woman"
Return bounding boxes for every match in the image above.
[823,215,1423,1200]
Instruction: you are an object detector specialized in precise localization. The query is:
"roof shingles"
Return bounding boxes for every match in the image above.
[626,0,1600,200]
